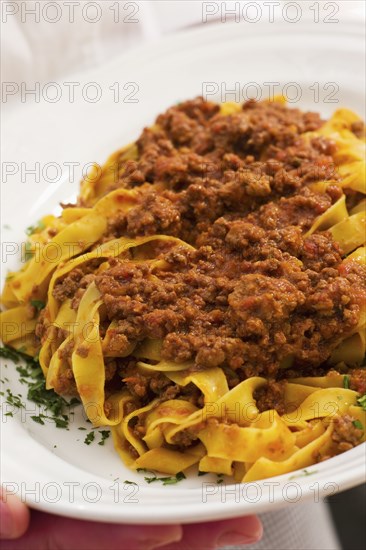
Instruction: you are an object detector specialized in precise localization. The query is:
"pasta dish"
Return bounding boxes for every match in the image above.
[1,97,365,482]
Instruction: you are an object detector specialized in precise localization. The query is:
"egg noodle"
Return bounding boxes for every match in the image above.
[1,98,365,482]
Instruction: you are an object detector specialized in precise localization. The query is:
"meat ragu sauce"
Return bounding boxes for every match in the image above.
[105,98,340,244]
[96,198,363,379]
[48,98,366,453]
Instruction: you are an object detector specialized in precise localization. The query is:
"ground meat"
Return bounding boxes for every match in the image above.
[97,98,340,245]
[52,261,100,306]
[121,366,182,402]
[52,269,83,302]
[96,199,365,377]
[349,369,366,395]
[331,415,364,452]
[124,192,181,237]
[52,368,78,397]
[254,381,287,416]
[170,430,199,448]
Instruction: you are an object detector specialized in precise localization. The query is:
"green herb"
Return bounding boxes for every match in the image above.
[16,365,29,377]
[289,469,318,480]
[353,419,363,430]
[98,430,110,446]
[24,241,34,262]
[357,394,366,411]
[144,476,158,484]
[343,375,350,389]
[53,417,69,429]
[30,300,46,312]
[5,412,13,417]
[84,431,95,445]
[31,415,45,425]
[216,474,224,484]
[5,388,24,409]
[2,346,78,430]
[26,220,46,236]
[124,480,138,485]
[78,427,87,431]
[0,346,22,362]
[144,472,186,486]
[163,472,186,485]
[198,471,208,476]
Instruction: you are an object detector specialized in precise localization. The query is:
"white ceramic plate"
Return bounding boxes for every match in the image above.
[1,15,365,524]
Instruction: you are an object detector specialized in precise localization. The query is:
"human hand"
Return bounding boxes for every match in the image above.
[0,489,262,550]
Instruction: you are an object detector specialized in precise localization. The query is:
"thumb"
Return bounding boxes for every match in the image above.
[0,490,30,540]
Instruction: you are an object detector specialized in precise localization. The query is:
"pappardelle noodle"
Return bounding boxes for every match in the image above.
[1,97,366,482]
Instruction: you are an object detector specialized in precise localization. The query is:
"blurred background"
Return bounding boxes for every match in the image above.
[2,1,365,549]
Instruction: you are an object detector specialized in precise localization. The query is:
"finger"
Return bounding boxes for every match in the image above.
[160,515,263,550]
[0,491,30,540]
[0,509,183,550]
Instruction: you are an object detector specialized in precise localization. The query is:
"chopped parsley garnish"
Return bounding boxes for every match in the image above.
[216,473,224,484]
[289,469,318,480]
[144,471,186,486]
[357,394,366,411]
[5,388,24,409]
[84,431,95,445]
[98,430,110,446]
[1,346,78,429]
[30,411,69,428]
[30,300,46,312]
[352,419,363,430]
[198,471,208,476]
[0,346,22,362]
[144,476,159,484]
[54,416,69,429]
[31,415,45,425]
[26,220,46,236]
[124,480,138,485]
[23,241,34,262]
[343,375,350,389]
